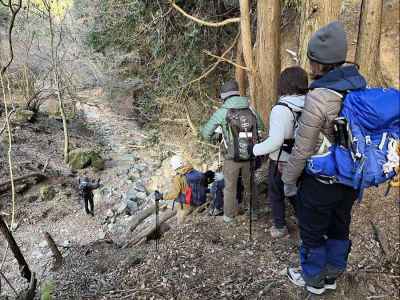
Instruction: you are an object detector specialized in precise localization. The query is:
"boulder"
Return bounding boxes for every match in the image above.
[13,109,34,124]
[68,148,105,171]
[39,185,56,201]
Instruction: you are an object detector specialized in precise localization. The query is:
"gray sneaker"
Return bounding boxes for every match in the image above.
[270,225,288,238]
[223,215,235,223]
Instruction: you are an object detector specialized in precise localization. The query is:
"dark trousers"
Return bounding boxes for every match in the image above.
[297,174,357,286]
[297,174,357,248]
[268,160,296,228]
[83,194,94,216]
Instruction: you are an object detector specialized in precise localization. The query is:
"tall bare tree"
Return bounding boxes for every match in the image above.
[298,0,342,71]
[41,0,70,163]
[355,0,384,86]
[255,0,281,125]
[0,0,23,229]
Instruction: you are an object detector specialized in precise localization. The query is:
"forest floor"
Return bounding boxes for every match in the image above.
[0,88,399,300]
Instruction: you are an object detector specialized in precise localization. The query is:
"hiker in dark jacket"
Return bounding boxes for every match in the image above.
[282,21,367,295]
[78,177,100,216]
[251,66,308,238]
[201,80,264,223]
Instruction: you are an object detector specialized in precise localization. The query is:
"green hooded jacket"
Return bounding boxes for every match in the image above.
[201,96,265,154]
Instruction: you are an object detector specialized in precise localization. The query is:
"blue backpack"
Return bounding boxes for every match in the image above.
[306,88,400,199]
[176,170,207,206]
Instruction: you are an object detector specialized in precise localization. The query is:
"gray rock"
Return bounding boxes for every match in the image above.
[125,188,137,202]
[97,231,106,240]
[126,199,138,214]
[135,164,146,172]
[13,109,34,124]
[134,183,146,193]
[116,201,128,215]
[135,192,147,200]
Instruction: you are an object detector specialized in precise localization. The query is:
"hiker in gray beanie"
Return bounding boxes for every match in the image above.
[307,21,347,65]
[283,21,367,295]
[201,80,264,223]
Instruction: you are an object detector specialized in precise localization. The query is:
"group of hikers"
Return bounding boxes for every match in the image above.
[77,21,399,295]
[152,21,400,295]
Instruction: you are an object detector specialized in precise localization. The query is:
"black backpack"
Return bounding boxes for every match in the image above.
[226,108,258,162]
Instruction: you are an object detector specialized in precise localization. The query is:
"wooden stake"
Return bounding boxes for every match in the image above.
[44,232,63,270]
[0,216,32,281]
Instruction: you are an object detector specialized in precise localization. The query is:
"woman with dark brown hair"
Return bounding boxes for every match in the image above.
[251,66,308,238]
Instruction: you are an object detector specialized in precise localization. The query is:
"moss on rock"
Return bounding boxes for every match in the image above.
[68,148,105,171]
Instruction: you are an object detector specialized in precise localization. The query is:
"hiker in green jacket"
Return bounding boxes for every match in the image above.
[201,80,264,223]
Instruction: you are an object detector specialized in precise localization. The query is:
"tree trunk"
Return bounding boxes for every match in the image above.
[239,0,256,108]
[255,0,281,126]
[47,6,69,163]
[0,75,16,228]
[355,0,384,86]
[235,34,247,96]
[298,0,342,71]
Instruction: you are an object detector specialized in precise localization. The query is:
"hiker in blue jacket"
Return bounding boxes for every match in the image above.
[282,21,367,294]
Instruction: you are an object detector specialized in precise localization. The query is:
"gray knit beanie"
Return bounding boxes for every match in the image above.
[307,21,347,65]
[220,80,240,100]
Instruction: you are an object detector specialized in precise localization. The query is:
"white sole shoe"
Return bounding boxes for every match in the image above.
[287,267,305,287]
[306,285,326,295]
[324,281,337,290]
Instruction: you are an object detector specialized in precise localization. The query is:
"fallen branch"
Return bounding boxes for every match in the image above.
[197,140,219,149]
[124,209,177,248]
[184,105,197,136]
[0,172,46,194]
[192,201,210,215]
[44,232,63,270]
[159,118,187,124]
[202,50,249,71]
[0,216,32,281]
[128,205,156,232]
[169,0,240,27]
[0,270,18,296]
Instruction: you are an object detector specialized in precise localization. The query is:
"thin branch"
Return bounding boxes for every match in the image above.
[0,270,18,295]
[0,0,22,75]
[202,50,250,71]
[0,106,15,136]
[183,31,240,88]
[0,244,9,271]
[169,0,240,27]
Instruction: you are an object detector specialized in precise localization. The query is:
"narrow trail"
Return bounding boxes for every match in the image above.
[1,89,160,294]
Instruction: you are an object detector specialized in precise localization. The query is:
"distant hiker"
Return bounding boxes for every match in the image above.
[201,80,264,223]
[78,177,100,216]
[155,155,213,224]
[249,66,308,238]
[282,21,368,294]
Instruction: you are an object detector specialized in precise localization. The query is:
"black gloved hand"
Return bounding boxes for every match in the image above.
[154,190,163,201]
[204,170,215,185]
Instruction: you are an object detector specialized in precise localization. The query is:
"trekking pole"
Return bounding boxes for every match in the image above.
[154,191,161,251]
[249,157,255,241]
